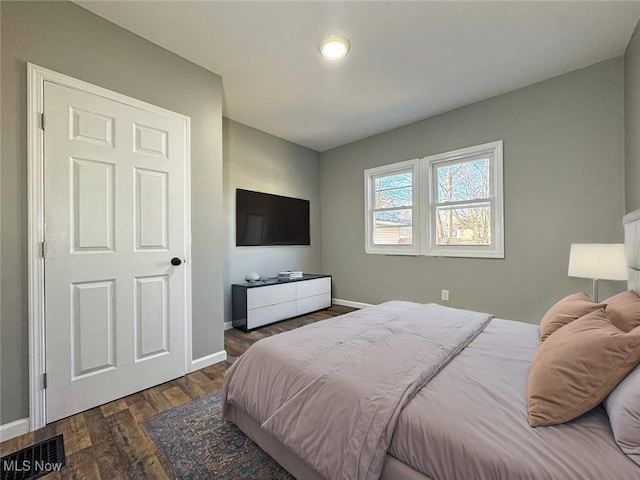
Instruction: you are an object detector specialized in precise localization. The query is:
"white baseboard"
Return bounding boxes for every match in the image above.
[332,298,374,309]
[0,418,30,442]
[190,350,227,372]
[223,321,233,331]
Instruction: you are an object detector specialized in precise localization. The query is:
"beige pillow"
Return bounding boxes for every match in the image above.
[528,309,640,427]
[603,290,640,332]
[539,292,605,342]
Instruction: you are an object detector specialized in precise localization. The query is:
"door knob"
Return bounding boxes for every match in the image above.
[171,257,182,266]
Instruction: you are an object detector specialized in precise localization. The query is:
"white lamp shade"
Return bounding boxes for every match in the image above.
[568,243,628,281]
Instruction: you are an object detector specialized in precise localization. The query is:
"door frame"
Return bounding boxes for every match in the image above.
[27,63,193,431]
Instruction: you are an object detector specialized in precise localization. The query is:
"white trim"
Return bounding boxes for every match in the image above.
[28,63,47,432]
[422,140,504,258]
[364,159,420,255]
[183,116,193,378]
[27,63,192,431]
[190,350,227,373]
[332,298,374,309]
[0,418,30,442]
[224,321,234,331]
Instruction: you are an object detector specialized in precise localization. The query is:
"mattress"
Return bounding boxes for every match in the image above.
[224,308,640,480]
[223,301,491,479]
[391,318,640,480]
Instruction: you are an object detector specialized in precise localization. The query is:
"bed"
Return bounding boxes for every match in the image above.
[222,210,640,480]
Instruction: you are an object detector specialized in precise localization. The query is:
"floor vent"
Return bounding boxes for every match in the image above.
[0,434,65,480]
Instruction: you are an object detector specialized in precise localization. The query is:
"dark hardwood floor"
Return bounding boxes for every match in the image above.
[0,305,354,479]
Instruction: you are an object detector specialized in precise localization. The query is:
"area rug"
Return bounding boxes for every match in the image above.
[144,391,293,479]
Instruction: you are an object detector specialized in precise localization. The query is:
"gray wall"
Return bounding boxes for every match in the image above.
[1,1,224,424]
[625,20,640,213]
[320,58,626,324]
[223,119,322,323]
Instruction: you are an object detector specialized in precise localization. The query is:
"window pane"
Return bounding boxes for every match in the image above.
[375,186,412,209]
[375,172,412,191]
[373,209,412,245]
[435,204,491,245]
[436,159,489,203]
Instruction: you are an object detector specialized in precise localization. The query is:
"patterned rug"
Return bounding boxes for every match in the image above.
[144,391,293,479]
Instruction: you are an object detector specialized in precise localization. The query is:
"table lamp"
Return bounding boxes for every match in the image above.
[568,243,627,301]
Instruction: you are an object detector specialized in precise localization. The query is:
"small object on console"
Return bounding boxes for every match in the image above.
[245,272,261,282]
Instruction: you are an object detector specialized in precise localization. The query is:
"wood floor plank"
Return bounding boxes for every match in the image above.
[84,407,130,479]
[100,398,129,417]
[108,409,169,479]
[123,390,149,408]
[161,385,192,407]
[56,413,91,456]
[142,387,175,414]
[128,398,159,424]
[175,375,207,400]
[59,445,101,480]
[0,305,354,479]
[0,431,34,457]
[187,369,219,395]
[201,363,228,389]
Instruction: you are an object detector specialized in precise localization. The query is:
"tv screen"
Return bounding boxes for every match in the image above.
[236,189,310,246]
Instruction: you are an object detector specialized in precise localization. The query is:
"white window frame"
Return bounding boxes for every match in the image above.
[364,159,420,255]
[363,141,504,259]
[422,140,504,258]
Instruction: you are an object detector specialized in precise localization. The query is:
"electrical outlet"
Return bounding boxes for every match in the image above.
[441,289,449,301]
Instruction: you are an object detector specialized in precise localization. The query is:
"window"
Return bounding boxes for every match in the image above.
[364,159,420,255]
[364,141,503,258]
[424,141,503,258]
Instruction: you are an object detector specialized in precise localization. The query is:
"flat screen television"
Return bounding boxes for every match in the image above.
[236,189,310,246]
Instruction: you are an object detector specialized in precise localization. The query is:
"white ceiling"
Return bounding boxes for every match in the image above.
[76,1,640,152]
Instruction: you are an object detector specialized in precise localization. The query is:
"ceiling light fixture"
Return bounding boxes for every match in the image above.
[319,35,350,61]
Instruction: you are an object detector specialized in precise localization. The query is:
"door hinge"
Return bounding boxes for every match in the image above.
[41,241,47,258]
[41,113,46,130]
[43,373,48,389]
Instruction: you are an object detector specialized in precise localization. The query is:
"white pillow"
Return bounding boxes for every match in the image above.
[604,363,640,467]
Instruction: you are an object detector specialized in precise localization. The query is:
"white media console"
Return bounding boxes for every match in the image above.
[232,274,332,331]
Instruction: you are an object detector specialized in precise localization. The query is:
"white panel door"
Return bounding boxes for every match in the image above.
[44,81,188,422]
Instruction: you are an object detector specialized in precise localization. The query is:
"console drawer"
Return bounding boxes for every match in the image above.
[247,283,296,309]
[296,277,331,299]
[297,293,331,316]
[247,301,297,329]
